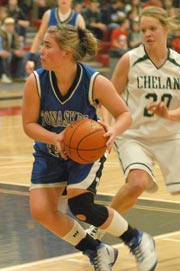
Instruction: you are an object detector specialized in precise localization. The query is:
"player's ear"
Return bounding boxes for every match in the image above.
[164,25,170,35]
[64,49,73,59]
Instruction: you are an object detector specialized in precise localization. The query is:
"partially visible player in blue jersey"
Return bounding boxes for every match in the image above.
[22,25,157,271]
[26,0,85,73]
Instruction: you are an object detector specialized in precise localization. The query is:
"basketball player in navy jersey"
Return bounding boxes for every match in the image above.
[26,0,85,73]
[22,25,157,271]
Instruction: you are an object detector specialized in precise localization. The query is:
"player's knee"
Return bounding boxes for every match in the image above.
[68,192,108,227]
[128,169,150,192]
[30,202,49,225]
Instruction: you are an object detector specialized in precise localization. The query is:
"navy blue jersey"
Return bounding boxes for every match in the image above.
[33,63,99,158]
[48,8,79,26]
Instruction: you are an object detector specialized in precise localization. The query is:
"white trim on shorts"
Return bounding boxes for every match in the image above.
[30,182,67,191]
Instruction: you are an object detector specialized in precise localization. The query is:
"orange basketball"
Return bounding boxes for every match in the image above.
[64,119,107,164]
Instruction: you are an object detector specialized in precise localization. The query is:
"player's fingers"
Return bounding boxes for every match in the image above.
[56,142,62,153]
[26,61,35,74]
[97,120,108,132]
[159,102,166,109]
[147,101,160,109]
[60,151,68,160]
[106,138,113,153]
[147,104,159,112]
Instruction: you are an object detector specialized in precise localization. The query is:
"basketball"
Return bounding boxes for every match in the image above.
[64,119,107,164]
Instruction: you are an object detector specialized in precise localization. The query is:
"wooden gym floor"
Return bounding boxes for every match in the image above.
[0,82,180,271]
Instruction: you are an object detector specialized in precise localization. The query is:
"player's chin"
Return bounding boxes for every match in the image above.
[145,40,156,48]
[41,62,50,70]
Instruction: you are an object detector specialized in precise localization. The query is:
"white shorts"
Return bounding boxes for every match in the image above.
[114,135,180,194]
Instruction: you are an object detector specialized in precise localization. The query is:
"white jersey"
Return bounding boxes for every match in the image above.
[121,45,180,140]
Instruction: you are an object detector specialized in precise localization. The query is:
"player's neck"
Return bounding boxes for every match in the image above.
[146,47,168,67]
[55,63,77,95]
[58,6,71,15]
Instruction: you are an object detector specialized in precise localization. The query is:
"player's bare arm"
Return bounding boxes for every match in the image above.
[22,74,59,145]
[100,53,130,128]
[93,75,132,151]
[111,52,130,95]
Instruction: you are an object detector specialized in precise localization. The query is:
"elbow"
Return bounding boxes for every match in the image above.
[22,123,29,136]
[22,122,33,138]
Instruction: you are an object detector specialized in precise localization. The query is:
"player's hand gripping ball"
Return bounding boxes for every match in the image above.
[64,119,107,164]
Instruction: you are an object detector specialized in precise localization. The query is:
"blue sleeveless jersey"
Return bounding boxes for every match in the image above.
[48,8,79,26]
[33,63,99,157]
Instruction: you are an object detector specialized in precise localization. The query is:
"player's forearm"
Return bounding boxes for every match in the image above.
[29,34,42,54]
[167,108,180,122]
[27,35,42,63]
[101,105,113,126]
[113,111,132,136]
[23,122,58,145]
